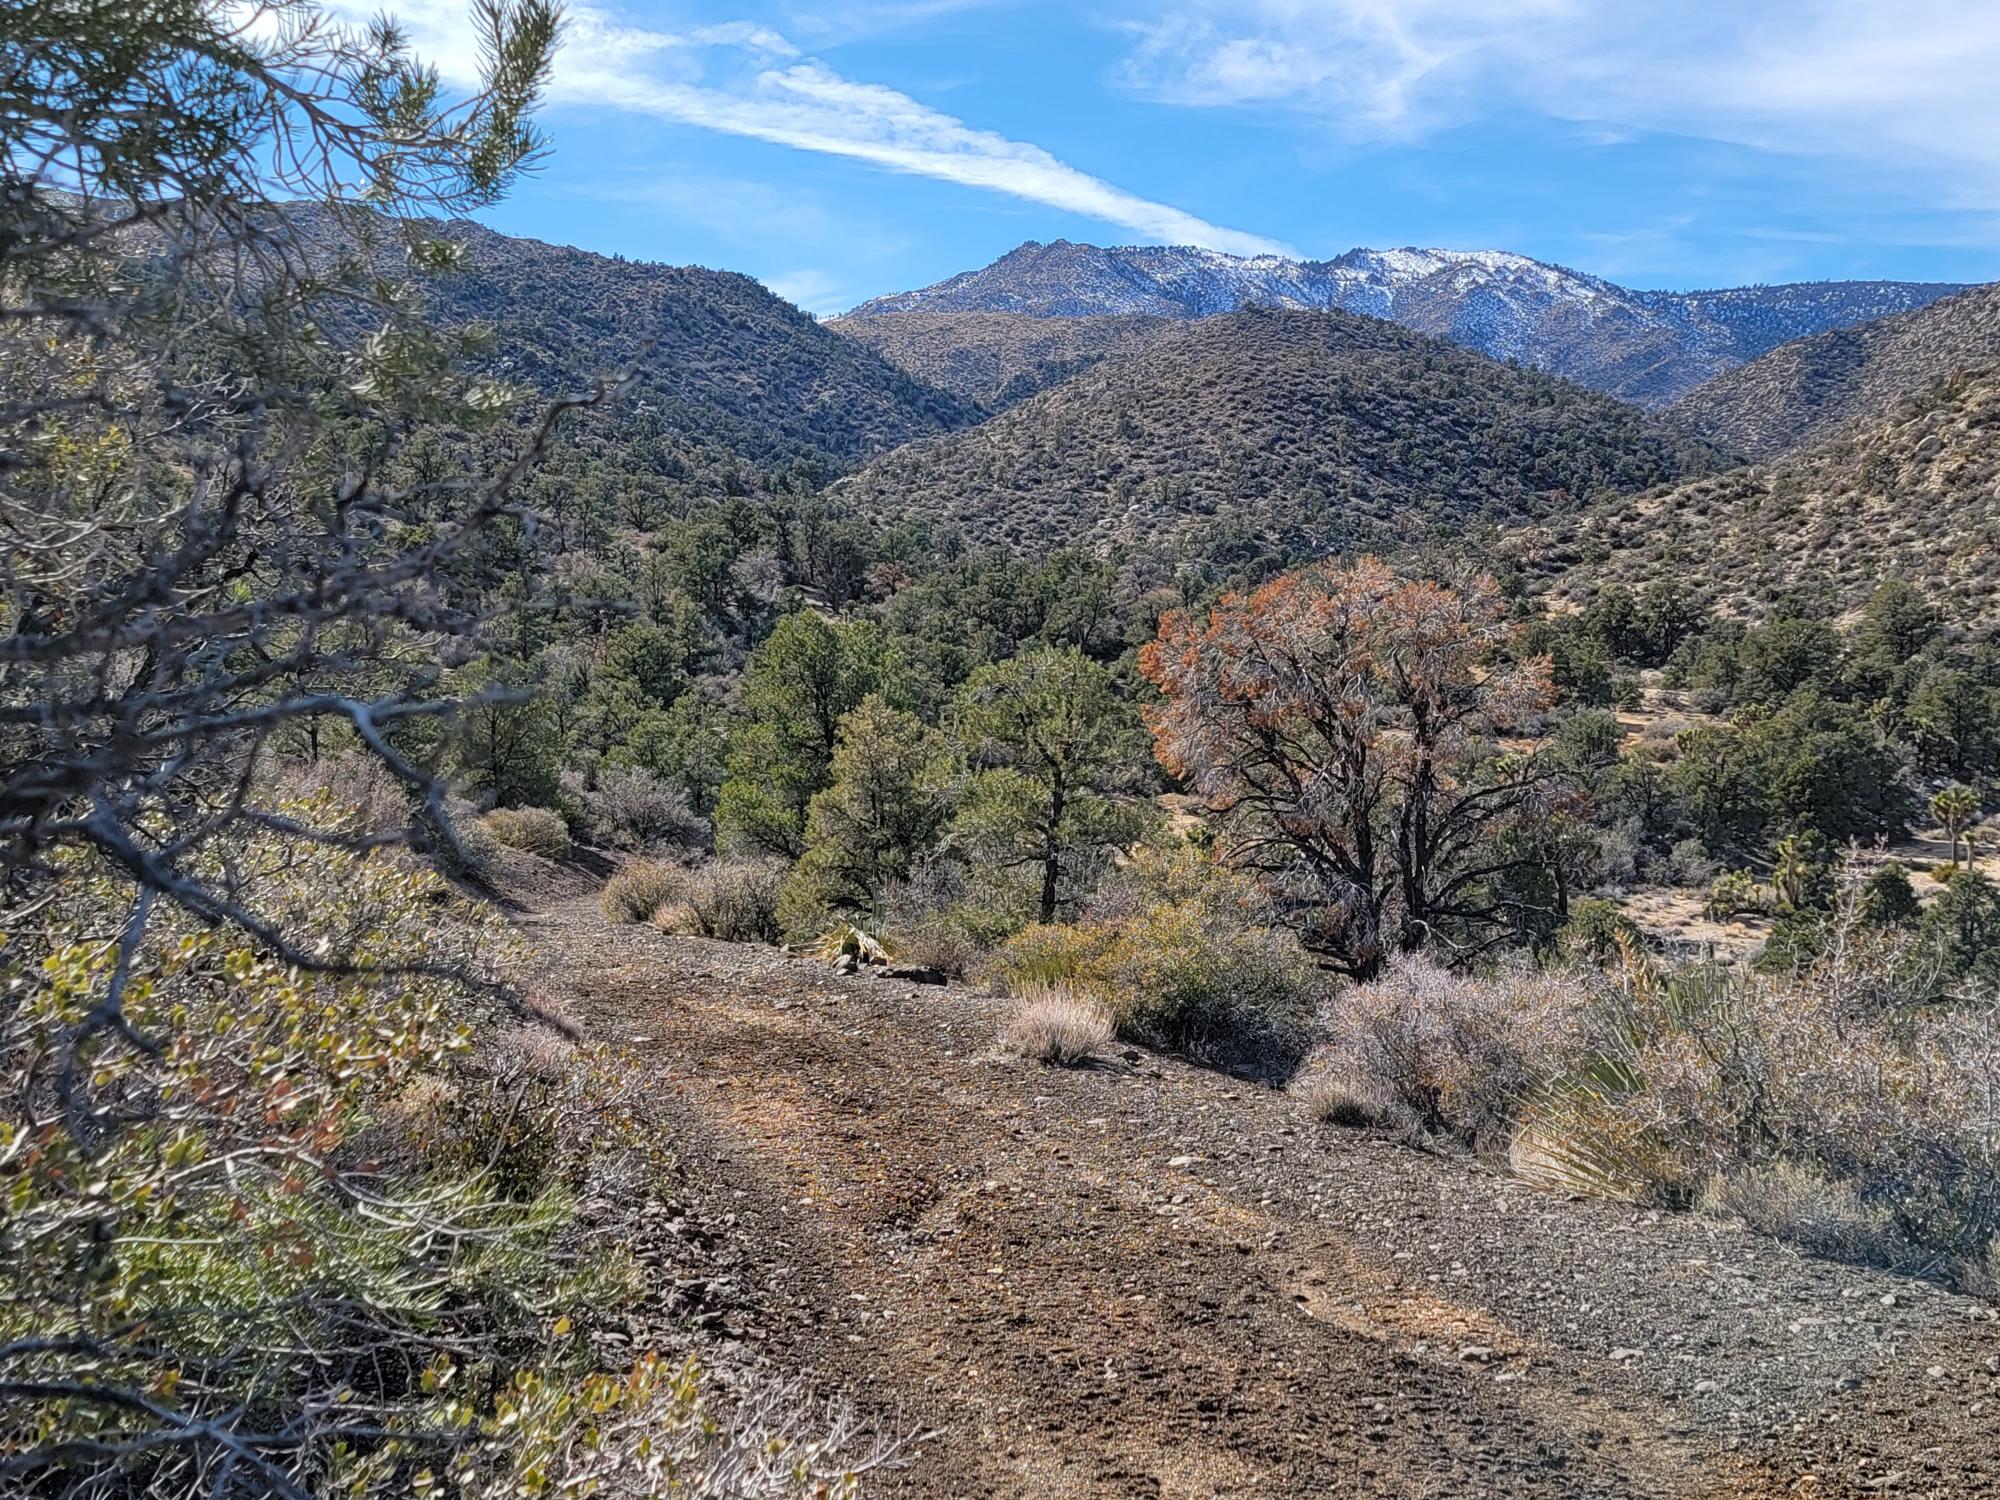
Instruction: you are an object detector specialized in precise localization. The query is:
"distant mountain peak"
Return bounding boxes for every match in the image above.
[846,241,1975,407]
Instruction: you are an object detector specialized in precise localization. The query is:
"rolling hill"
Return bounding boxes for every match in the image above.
[423,218,977,469]
[1530,365,2000,627]
[828,307,1729,558]
[827,311,1177,412]
[1668,282,2000,459]
[846,240,1970,407]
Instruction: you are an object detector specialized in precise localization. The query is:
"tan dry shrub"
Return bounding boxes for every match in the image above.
[890,917,980,977]
[1002,985,1114,1066]
[654,859,785,944]
[496,1021,580,1080]
[602,860,686,924]
[1314,957,1598,1147]
[1698,1163,1911,1269]
[483,805,573,858]
[1957,1240,2000,1300]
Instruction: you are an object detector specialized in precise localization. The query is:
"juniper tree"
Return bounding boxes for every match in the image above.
[948,646,1149,923]
[1,0,585,1487]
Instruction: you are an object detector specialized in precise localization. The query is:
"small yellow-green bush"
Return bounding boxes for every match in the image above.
[985,851,1320,1060]
[986,921,1116,992]
[602,859,684,924]
[483,804,573,858]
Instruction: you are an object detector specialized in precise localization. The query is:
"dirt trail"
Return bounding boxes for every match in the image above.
[517,880,2000,1499]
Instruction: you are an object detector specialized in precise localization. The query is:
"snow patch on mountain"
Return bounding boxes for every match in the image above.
[846,241,1972,407]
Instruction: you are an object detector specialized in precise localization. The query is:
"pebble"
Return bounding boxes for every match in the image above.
[1459,1345,1495,1363]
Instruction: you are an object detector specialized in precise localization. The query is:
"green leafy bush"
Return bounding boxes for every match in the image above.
[986,845,1321,1058]
[2,800,891,1495]
[1558,898,1644,963]
[1703,868,1765,920]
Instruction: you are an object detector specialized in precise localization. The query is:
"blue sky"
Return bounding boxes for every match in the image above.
[382,0,2000,313]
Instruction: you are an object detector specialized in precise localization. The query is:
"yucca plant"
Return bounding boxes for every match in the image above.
[809,924,895,965]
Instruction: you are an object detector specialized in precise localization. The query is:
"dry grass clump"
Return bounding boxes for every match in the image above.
[602,859,685,924]
[1294,1065,1397,1129]
[654,859,785,944]
[483,805,573,858]
[1002,985,1114,1066]
[1698,1164,1911,1269]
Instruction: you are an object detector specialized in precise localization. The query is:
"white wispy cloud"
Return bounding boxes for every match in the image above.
[367,0,1286,257]
[1114,0,2000,205]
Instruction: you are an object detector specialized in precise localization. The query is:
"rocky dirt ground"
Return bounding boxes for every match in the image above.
[509,871,2000,1499]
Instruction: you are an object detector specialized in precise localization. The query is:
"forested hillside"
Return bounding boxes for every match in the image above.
[1531,366,2000,626]
[830,308,1729,555]
[425,218,977,467]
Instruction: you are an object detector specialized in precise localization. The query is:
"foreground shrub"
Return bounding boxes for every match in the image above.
[1313,940,2000,1277]
[656,859,786,943]
[986,847,1321,1061]
[603,859,685,923]
[1002,985,1115,1065]
[484,804,574,858]
[2,801,895,1495]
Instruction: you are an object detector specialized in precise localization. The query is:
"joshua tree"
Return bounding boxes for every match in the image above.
[1933,784,1982,871]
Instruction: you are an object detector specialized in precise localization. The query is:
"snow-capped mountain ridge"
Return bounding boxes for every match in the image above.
[845,240,1973,407]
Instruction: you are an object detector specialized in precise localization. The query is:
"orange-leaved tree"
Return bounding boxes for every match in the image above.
[1140,556,1564,979]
